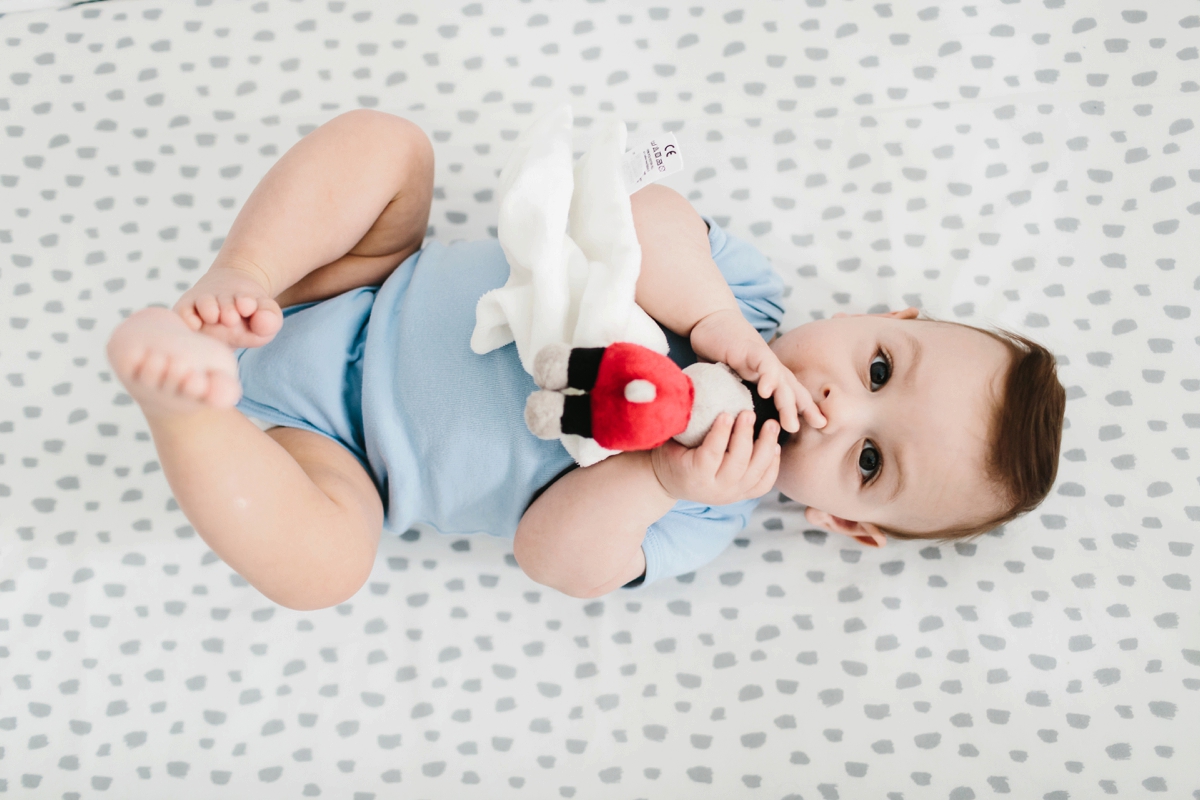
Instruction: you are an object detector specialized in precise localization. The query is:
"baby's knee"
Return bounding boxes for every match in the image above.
[270,562,371,611]
[332,109,432,158]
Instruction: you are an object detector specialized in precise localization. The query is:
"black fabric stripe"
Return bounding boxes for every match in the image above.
[560,393,593,438]
[566,347,606,391]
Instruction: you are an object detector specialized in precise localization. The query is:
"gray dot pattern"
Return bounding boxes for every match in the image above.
[1,1,1198,798]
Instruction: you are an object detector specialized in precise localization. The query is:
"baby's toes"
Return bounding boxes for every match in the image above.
[205,369,242,409]
[176,304,203,332]
[247,303,282,338]
[218,295,243,328]
[136,351,170,389]
[196,295,221,326]
[234,295,260,318]
[162,358,194,396]
[180,370,210,400]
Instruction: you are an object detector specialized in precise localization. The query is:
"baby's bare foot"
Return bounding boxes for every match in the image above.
[173,265,283,349]
[108,307,243,417]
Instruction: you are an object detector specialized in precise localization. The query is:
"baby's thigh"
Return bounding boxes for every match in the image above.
[275,114,434,308]
[264,426,383,530]
[345,115,434,260]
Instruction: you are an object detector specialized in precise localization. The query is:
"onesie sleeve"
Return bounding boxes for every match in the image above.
[637,498,760,586]
[700,214,786,342]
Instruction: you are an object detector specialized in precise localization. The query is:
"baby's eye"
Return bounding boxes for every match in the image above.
[858,441,881,484]
[869,351,891,391]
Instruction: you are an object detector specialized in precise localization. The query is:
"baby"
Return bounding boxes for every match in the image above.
[107,110,1066,609]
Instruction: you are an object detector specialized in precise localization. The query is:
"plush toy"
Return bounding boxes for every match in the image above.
[524,342,786,451]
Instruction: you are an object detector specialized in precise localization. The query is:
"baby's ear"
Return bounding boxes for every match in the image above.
[804,507,887,547]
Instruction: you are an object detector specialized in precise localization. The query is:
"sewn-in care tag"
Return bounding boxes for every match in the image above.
[622,132,683,194]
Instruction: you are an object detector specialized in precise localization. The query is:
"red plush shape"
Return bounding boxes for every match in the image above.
[590,342,694,451]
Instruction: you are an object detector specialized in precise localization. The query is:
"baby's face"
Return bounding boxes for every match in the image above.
[770,309,1011,544]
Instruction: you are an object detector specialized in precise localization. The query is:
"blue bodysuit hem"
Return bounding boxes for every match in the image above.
[235,395,372,476]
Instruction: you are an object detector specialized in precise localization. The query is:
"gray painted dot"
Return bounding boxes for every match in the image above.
[914,732,941,749]
[1148,701,1177,719]
[1106,742,1132,760]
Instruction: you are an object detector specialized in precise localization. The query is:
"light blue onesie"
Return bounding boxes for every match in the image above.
[235,216,784,586]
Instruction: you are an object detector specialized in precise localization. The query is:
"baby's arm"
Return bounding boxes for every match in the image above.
[515,452,668,598]
[174,110,433,347]
[631,185,825,431]
[515,412,780,597]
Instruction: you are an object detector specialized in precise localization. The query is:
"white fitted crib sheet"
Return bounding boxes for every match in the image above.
[1,1,1198,798]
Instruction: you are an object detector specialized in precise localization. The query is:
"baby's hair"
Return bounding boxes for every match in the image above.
[877,315,1066,542]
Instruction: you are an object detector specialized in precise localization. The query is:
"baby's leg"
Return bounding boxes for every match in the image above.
[175,108,434,346]
[108,308,382,610]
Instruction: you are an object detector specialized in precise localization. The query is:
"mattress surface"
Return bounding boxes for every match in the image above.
[1,0,1197,797]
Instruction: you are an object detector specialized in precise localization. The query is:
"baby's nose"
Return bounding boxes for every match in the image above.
[812,389,831,428]
[812,385,858,432]
[816,385,832,413]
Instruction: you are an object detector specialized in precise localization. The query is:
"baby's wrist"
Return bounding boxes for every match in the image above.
[690,307,742,340]
[646,449,682,503]
[690,307,757,358]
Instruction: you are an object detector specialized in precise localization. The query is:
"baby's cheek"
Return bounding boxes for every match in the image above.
[774,445,805,496]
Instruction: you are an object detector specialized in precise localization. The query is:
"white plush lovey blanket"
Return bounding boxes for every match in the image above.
[470,104,670,466]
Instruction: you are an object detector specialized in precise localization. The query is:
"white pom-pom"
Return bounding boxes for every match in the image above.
[624,379,657,403]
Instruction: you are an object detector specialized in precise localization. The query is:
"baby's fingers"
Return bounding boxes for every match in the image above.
[788,372,826,429]
[766,378,801,433]
[697,413,735,472]
[747,424,782,496]
[716,411,756,481]
[756,369,776,401]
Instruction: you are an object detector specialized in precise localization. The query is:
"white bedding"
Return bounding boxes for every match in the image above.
[1,0,1197,797]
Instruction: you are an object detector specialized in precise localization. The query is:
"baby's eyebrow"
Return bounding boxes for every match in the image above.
[881,332,919,505]
[886,442,906,504]
[901,331,923,390]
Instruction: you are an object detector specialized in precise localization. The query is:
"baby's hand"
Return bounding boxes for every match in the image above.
[173,265,283,349]
[690,309,826,432]
[651,411,781,505]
